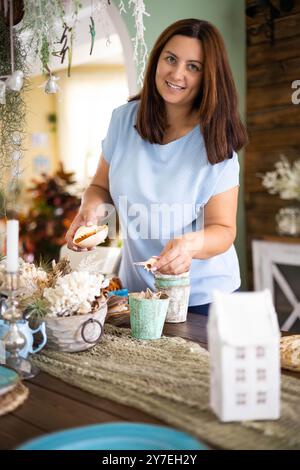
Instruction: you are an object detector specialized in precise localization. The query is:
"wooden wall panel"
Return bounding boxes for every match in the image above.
[248,35,300,68]
[248,13,300,45]
[247,57,300,87]
[245,0,300,288]
[248,81,296,110]
[247,107,300,130]
[248,127,300,149]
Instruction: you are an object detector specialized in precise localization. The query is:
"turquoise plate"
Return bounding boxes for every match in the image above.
[0,365,19,396]
[18,423,206,450]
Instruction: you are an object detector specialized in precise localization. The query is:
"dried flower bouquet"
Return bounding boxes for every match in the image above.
[0,254,109,322]
[261,155,300,202]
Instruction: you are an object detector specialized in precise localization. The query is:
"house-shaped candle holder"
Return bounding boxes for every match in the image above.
[208,290,281,422]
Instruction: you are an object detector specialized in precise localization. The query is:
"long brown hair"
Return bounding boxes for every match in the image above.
[129,18,248,164]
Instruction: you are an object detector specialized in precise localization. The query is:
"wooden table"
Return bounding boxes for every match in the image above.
[0,313,208,450]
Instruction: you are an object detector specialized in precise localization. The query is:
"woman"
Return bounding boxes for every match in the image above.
[66,18,248,315]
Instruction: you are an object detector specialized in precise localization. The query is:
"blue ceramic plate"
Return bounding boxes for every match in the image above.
[0,365,19,396]
[18,423,206,450]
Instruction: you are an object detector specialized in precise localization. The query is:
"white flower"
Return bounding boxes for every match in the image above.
[0,258,109,319]
[19,260,49,294]
[43,271,106,317]
[261,155,300,202]
[0,259,48,294]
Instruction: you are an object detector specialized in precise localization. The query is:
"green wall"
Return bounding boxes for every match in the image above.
[117,0,247,288]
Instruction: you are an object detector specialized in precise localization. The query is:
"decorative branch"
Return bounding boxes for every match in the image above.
[0,0,150,214]
[20,0,149,82]
[21,0,65,73]
[118,0,126,14]
[92,0,112,48]
[89,16,96,55]
[0,13,27,216]
[128,0,149,86]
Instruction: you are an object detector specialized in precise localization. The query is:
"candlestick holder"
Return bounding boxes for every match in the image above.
[1,272,39,380]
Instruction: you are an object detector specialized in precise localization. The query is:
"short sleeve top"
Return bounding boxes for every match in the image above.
[102,100,240,305]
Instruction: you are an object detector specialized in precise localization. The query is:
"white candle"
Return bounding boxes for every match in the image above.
[6,219,19,273]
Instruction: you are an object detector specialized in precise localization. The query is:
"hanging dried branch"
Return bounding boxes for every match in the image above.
[93,0,112,47]
[21,0,65,73]
[21,1,82,76]
[118,0,126,14]
[20,0,149,82]
[128,0,149,85]
[0,14,27,216]
[0,0,150,214]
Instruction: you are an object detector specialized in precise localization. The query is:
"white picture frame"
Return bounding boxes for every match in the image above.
[252,240,300,331]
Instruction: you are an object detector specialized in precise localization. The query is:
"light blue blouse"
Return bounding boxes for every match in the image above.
[102,100,240,305]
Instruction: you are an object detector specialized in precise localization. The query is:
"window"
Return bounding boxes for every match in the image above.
[257,391,267,404]
[257,369,266,381]
[236,369,246,382]
[256,346,265,358]
[236,392,247,405]
[236,347,246,359]
[57,65,128,185]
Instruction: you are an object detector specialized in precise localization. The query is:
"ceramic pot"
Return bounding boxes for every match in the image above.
[129,293,169,340]
[45,303,107,352]
[154,272,190,323]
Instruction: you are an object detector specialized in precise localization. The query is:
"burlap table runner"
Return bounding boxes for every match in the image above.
[32,325,300,450]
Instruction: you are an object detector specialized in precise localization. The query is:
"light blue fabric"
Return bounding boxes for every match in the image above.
[102,101,240,305]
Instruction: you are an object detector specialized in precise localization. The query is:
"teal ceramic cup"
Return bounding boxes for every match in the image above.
[129,293,169,340]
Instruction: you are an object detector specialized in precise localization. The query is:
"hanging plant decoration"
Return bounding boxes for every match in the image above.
[93,0,111,47]
[0,2,27,215]
[52,23,74,77]
[52,1,82,77]
[119,0,149,85]
[129,0,149,85]
[21,0,65,74]
[0,0,150,217]
[89,15,96,55]
[20,0,149,83]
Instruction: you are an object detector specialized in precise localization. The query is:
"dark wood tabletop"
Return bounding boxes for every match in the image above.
[0,313,208,450]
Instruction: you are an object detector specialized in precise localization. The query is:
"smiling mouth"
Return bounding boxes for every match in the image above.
[166,81,186,91]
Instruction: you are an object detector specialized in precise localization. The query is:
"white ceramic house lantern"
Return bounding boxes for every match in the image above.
[208,289,281,422]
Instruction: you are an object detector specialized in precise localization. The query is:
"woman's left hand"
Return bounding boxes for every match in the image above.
[155,238,193,275]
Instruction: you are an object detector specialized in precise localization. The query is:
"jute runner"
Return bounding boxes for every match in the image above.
[32,325,300,450]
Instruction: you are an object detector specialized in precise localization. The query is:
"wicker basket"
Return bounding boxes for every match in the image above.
[45,302,107,352]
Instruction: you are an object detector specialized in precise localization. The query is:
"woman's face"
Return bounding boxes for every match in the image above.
[155,34,204,111]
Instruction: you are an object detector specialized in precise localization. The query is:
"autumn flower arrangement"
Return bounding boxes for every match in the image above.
[19,164,81,263]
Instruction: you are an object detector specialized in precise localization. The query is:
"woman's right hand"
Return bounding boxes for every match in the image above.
[66,156,112,251]
[65,207,99,251]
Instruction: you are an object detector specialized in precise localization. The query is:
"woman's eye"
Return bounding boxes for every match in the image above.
[166,56,176,64]
[188,63,200,72]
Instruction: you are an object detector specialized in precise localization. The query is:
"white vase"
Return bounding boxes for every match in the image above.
[45,303,107,352]
[276,207,300,236]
